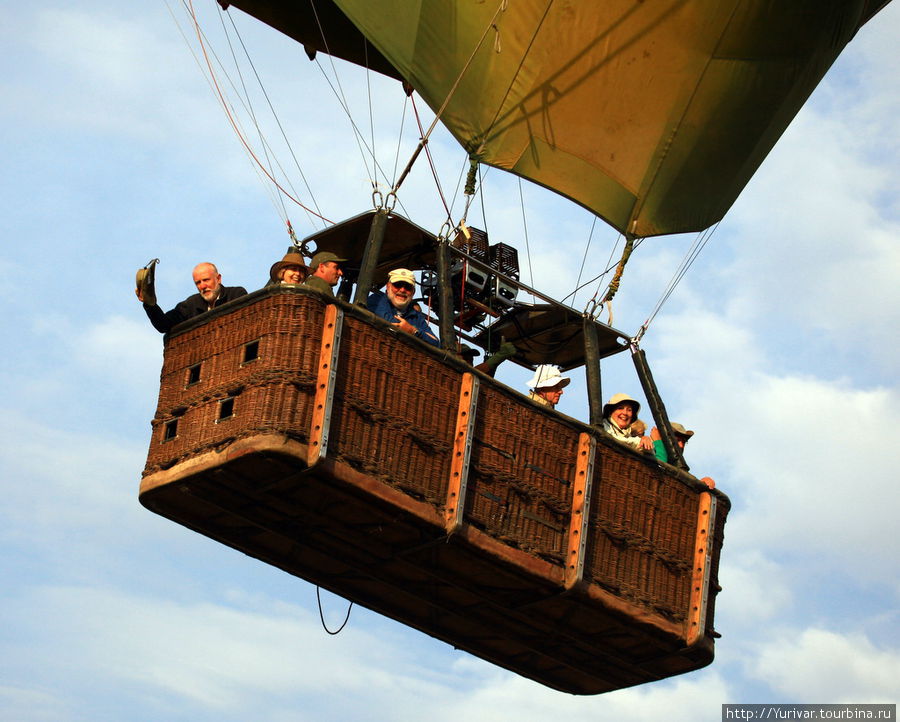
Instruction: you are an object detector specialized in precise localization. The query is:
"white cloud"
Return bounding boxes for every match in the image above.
[716,551,794,629]
[750,627,900,702]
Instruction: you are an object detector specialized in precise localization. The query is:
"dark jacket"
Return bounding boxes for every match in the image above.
[144,285,248,334]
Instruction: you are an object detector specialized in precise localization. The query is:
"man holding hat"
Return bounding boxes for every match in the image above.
[366,268,440,347]
[303,251,346,297]
[137,261,247,334]
[526,365,570,409]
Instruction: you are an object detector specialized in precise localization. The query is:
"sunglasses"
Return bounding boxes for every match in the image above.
[391,282,414,292]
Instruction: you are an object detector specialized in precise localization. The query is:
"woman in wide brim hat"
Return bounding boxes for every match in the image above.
[601,393,653,452]
[268,250,308,286]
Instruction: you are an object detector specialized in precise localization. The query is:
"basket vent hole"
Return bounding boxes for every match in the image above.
[242,340,260,364]
[187,363,202,386]
[217,397,235,421]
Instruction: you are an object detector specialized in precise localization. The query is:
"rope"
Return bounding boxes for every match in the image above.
[635,222,720,341]
[185,0,332,224]
[306,0,378,193]
[391,0,509,196]
[391,94,410,187]
[167,1,290,224]
[409,95,452,221]
[561,215,597,306]
[602,233,636,305]
[221,8,326,227]
[517,179,535,296]
[316,587,353,635]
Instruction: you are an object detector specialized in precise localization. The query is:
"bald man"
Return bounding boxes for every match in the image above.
[137,262,247,334]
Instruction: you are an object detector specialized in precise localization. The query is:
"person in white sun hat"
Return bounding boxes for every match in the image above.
[602,393,653,452]
[525,364,570,409]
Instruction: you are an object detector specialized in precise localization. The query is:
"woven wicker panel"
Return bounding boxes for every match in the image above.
[145,379,316,473]
[327,316,458,506]
[584,441,698,622]
[145,291,324,474]
[156,292,323,414]
[465,386,578,564]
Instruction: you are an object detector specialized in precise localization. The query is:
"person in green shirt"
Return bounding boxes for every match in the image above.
[650,422,693,463]
[303,251,347,296]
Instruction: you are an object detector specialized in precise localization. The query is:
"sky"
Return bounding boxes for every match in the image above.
[1,2,899,720]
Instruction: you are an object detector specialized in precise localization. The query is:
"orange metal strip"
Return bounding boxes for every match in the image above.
[686,483,717,645]
[308,304,342,466]
[565,433,596,589]
[445,372,479,533]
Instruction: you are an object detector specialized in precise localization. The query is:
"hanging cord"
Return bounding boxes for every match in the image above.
[316,586,353,635]
[578,234,646,326]
[166,0,289,223]
[185,0,331,223]
[603,233,636,305]
[306,0,379,194]
[517,178,535,298]
[633,222,719,343]
[408,96,452,220]
[561,215,598,307]
[391,94,410,187]
[456,156,479,227]
[469,0,546,159]
[392,0,510,197]
[220,7,326,227]
[364,40,380,193]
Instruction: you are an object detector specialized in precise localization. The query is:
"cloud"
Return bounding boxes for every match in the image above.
[749,627,900,702]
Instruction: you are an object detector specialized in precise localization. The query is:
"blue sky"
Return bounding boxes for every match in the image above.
[2,2,898,720]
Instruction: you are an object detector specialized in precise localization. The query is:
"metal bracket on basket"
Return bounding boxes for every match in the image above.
[686,492,717,645]
[565,433,596,589]
[444,372,480,534]
[309,304,344,466]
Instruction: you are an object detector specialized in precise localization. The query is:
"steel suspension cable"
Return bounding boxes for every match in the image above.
[563,215,597,306]
[635,223,719,341]
[221,7,326,226]
[185,0,331,223]
[392,0,510,197]
[410,96,452,221]
[215,9,289,224]
[173,1,304,227]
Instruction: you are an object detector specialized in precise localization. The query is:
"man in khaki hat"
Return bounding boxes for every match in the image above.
[303,251,346,297]
[366,268,439,346]
[137,261,247,334]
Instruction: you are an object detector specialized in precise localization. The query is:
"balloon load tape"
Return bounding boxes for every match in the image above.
[136,258,160,307]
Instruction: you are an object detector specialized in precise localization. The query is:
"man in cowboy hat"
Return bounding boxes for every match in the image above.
[366,268,440,347]
[601,393,654,451]
[267,248,308,286]
[136,261,247,334]
[303,251,347,297]
[526,365,570,409]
